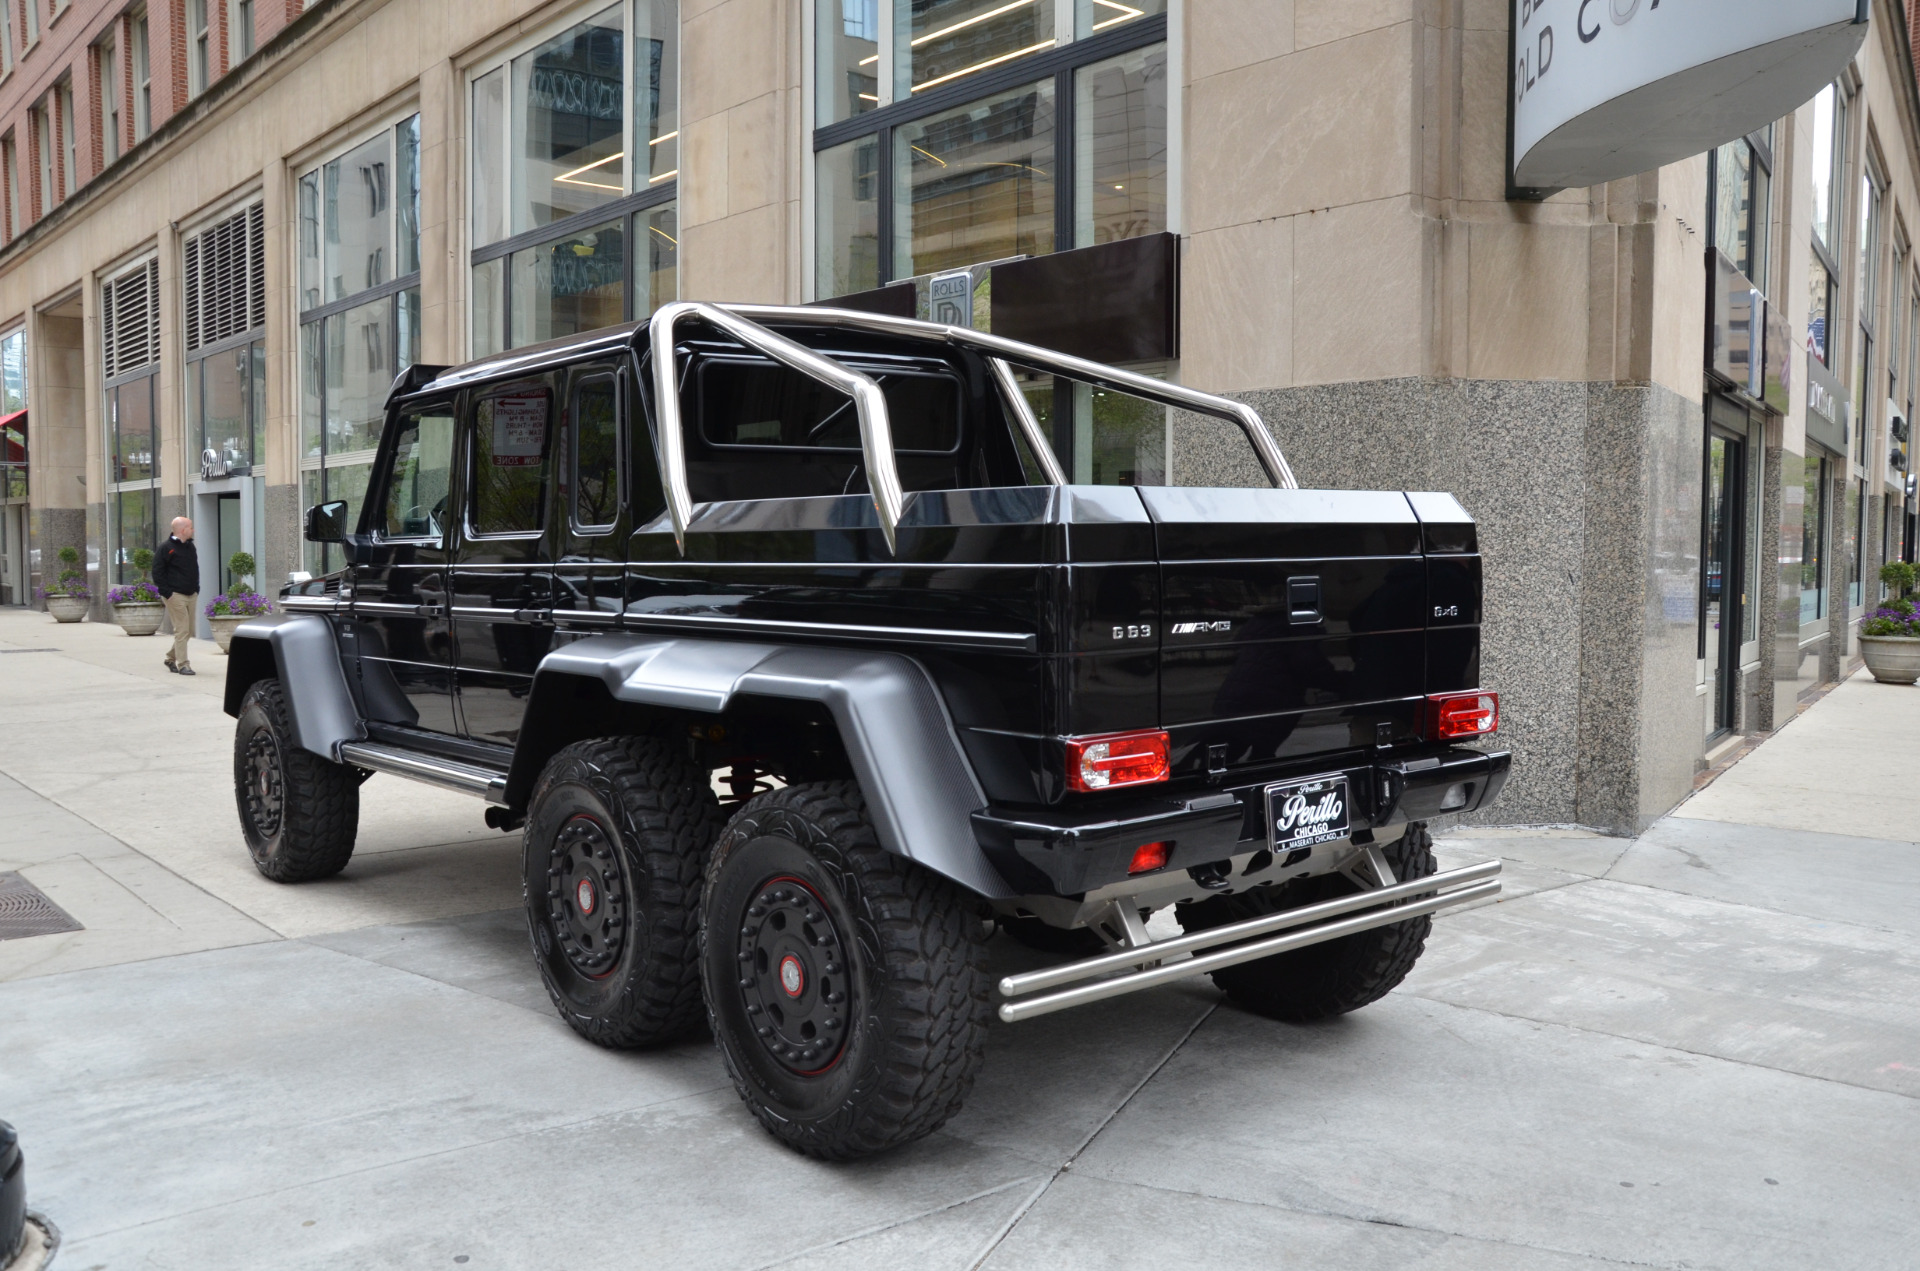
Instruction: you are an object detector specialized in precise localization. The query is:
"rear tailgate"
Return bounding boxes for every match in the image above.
[1140,487,1466,780]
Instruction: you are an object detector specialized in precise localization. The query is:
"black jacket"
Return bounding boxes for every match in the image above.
[153,536,199,598]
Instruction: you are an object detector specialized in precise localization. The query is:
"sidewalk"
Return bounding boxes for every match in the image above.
[0,609,1916,1269]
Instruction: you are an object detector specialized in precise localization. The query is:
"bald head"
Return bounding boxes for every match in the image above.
[171,517,193,540]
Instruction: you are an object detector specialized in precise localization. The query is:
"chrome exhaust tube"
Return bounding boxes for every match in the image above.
[996,859,1502,1024]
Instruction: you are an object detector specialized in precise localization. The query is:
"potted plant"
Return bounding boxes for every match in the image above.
[1859,562,1920,684]
[37,545,90,623]
[205,570,273,653]
[108,547,166,636]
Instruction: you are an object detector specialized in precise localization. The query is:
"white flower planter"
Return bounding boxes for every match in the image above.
[1859,634,1920,685]
[44,595,89,623]
[112,601,166,637]
[208,614,252,653]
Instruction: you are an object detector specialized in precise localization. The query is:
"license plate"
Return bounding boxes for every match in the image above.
[1266,775,1352,851]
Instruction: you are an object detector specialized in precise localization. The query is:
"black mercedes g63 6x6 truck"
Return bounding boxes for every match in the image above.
[226,302,1509,1159]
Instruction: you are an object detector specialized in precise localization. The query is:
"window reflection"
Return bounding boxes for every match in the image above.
[894,78,1055,277]
[901,0,1056,95]
[512,6,627,234]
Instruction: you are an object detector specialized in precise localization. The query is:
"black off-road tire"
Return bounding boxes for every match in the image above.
[233,678,359,882]
[700,782,991,1160]
[1176,824,1437,1022]
[523,737,722,1049]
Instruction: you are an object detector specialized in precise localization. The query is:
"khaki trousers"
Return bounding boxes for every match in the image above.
[163,592,197,668]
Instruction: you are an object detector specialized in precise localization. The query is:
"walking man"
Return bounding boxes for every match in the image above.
[154,517,200,677]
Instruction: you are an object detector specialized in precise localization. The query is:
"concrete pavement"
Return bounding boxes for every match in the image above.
[0,608,1916,1269]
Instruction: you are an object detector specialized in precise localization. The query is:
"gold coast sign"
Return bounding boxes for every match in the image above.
[1510,0,1867,196]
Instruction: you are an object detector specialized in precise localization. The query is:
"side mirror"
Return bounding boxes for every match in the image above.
[305,500,351,543]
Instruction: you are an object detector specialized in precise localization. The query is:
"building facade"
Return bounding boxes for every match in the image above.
[0,0,1914,833]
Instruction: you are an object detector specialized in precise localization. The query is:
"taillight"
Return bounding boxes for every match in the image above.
[1425,691,1498,740]
[1128,841,1171,874]
[1064,729,1170,792]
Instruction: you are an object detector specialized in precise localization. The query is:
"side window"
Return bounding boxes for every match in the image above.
[381,408,456,539]
[470,383,553,536]
[572,373,620,532]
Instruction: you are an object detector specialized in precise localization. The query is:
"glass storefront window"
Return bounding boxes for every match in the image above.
[817,0,878,126]
[894,78,1056,278]
[111,376,156,483]
[816,136,879,297]
[113,486,158,585]
[397,115,422,277]
[0,330,24,414]
[899,0,1055,96]
[192,341,264,476]
[1809,257,1834,367]
[324,131,392,303]
[1075,44,1166,248]
[1811,85,1844,254]
[1,328,25,503]
[511,6,627,233]
[325,299,396,456]
[641,202,678,314]
[814,3,1165,302]
[1801,455,1828,624]
[471,1,679,352]
[1848,478,1863,609]
[510,219,626,348]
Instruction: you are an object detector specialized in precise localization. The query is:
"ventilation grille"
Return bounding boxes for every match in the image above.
[0,872,83,940]
[184,202,266,352]
[101,258,161,380]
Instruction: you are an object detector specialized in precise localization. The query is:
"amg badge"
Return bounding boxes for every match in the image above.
[1171,620,1232,636]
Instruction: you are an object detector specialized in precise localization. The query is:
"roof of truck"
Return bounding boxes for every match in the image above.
[421,320,646,396]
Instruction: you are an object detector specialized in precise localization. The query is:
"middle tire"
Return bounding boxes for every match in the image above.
[701,782,991,1160]
[523,736,722,1049]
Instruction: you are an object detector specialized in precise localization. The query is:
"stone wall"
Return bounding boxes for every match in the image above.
[1176,376,1705,833]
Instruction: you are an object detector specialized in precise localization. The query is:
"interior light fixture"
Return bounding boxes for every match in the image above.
[649,168,679,185]
[858,53,879,66]
[858,93,880,102]
[555,150,624,188]
[1090,0,1144,30]
[912,38,1055,92]
[911,144,948,168]
[650,130,679,146]
[648,225,678,247]
[911,0,1034,49]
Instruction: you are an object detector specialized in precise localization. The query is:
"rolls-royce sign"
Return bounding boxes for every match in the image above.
[1512,0,1868,193]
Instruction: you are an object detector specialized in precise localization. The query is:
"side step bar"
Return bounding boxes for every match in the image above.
[337,741,509,806]
[996,859,1502,1023]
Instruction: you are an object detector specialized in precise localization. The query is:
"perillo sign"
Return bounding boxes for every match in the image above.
[1511,0,1867,194]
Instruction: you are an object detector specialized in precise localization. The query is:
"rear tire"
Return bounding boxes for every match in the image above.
[700,783,991,1160]
[234,678,359,882]
[1175,824,1437,1022]
[523,737,722,1049]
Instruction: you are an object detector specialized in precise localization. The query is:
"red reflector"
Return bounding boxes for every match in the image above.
[1064,730,1171,793]
[1128,841,1171,874]
[1426,691,1499,740]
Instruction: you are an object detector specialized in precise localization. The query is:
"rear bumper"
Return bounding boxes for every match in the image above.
[971,745,1510,897]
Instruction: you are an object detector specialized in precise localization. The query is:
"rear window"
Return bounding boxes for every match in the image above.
[698,360,961,454]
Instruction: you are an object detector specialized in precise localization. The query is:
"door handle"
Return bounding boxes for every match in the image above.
[513,609,554,626]
[1287,576,1322,624]
[414,603,445,618]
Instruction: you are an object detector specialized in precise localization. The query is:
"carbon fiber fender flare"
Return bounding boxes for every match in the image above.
[517,635,1015,900]
[222,613,365,759]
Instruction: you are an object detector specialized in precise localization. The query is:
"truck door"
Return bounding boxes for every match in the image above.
[450,375,560,746]
[350,402,460,735]
[552,361,632,635]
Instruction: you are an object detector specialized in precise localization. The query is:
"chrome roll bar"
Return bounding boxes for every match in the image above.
[647,301,904,554]
[734,304,1299,490]
[641,301,1297,557]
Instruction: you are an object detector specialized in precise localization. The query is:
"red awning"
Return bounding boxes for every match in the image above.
[0,408,22,465]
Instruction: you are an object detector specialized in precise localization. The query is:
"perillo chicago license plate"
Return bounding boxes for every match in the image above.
[1266,774,1352,851]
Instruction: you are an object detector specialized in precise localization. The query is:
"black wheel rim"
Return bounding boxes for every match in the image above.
[735,875,852,1076]
[243,727,284,839]
[545,814,628,979]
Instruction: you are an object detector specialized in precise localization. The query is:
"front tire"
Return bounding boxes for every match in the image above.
[701,783,991,1160]
[523,737,722,1049]
[234,678,359,882]
[1176,824,1437,1022]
